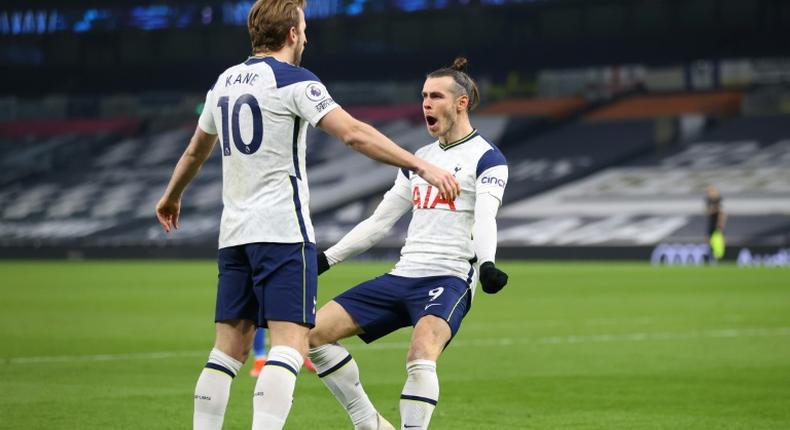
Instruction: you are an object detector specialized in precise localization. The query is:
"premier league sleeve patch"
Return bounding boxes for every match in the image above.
[292,81,340,126]
[305,82,326,102]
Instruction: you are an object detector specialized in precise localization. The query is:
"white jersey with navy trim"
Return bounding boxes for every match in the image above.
[198,56,339,248]
[388,130,508,287]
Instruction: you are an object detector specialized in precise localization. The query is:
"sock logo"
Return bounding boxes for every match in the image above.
[194,395,212,400]
[404,425,421,429]
[253,391,265,397]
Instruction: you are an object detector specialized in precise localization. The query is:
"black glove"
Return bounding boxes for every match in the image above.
[317,252,331,276]
[479,262,508,294]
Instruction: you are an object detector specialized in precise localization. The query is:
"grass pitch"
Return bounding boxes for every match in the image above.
[1,261,789,429]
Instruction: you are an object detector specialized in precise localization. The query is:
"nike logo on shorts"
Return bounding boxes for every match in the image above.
[424,303,441,310]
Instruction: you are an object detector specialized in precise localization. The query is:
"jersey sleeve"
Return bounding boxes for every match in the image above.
[476,149,508,203]
[473,192,501,265]
[390,167,414,202]
[324,169,413,265]
[197,89,217,135]
[282,80,340,127]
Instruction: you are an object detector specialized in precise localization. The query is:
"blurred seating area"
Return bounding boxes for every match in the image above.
[2,83,789,255]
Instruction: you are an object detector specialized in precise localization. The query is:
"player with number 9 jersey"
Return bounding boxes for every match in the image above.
[307,57,510,430]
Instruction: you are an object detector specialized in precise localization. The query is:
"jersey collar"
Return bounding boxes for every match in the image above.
[439,129,478,151]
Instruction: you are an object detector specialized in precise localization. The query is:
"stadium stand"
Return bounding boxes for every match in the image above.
[1,91,788,257]
[500,114,790,247]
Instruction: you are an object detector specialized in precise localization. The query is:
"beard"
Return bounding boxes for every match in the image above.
[292,38,305,66]
[437,114,456,139]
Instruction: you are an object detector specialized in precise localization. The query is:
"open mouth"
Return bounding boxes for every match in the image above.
[425,115,438,126]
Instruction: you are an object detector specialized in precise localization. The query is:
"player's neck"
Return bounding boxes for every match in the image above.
[438,119,474,146]
[252,49,295,66]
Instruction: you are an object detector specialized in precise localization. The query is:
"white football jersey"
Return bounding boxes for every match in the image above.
[388,130,508,286]
[198,56,339,248]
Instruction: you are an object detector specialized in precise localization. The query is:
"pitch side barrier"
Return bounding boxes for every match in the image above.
[650,243,711,265]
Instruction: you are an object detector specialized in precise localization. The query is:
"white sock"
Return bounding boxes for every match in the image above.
[252,345,303,430]
[399,360,439,430]
[194,348,242,430]
[310,343,379,430]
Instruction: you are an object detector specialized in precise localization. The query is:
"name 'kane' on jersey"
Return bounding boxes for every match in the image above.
[388,130,508,285]
[198,56,339,248]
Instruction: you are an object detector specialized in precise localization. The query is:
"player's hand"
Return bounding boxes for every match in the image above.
[317,252,331,275]
[155,196,181,233]
[415,162,460,201]
[479,262,508,294]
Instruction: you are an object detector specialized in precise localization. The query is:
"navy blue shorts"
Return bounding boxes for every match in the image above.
[334,274,472,343]
[215,242,317,328]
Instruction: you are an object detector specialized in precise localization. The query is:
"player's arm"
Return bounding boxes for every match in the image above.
[474,160,509,294]
[317,107,459,201]
[156,127,218,232]
[317,175,412,274]
[474,193,509,294]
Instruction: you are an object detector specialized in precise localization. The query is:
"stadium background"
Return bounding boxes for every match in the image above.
[1,1,789,429]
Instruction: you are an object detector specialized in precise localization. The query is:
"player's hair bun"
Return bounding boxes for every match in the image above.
[426,56,479,112]
[451,57,469,72]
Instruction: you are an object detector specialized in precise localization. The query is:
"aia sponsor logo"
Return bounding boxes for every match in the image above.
[412,185,456,211]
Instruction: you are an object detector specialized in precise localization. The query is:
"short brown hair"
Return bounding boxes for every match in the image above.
[247,0,306,53]
[427,57,480,112]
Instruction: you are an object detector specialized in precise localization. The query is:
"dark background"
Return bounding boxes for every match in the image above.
[2,0,789,95]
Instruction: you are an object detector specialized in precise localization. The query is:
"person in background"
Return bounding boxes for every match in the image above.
[706,185,727,261]
[250,328,315,377]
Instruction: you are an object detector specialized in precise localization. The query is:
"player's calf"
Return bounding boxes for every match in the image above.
[252,345,303,430]
[194,348,243,430]
[310,343,381,430]
[400,359,439,430]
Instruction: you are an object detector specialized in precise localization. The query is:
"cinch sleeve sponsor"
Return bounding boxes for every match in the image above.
[198,89,217,135]
[476,164,508,203]
[286,81,339,127]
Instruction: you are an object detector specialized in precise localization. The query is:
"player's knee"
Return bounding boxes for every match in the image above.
[406,338,441,362]
[212,343,250,364]
[407,320,449,361]
[214,334,253,363]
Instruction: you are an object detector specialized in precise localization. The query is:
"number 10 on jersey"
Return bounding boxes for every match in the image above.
[217,94,264,156]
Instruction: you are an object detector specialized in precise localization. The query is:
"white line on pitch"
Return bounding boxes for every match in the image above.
[2,350,206,365]
[3,327,790,365]
[360,327,790,351]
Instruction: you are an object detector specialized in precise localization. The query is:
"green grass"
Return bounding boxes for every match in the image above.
[1,261,789,429]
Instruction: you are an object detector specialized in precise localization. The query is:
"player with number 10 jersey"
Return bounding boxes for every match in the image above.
[198,57,334,247]
[155,1,460,428]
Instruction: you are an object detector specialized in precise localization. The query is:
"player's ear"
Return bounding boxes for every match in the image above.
[457,94,469,113]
